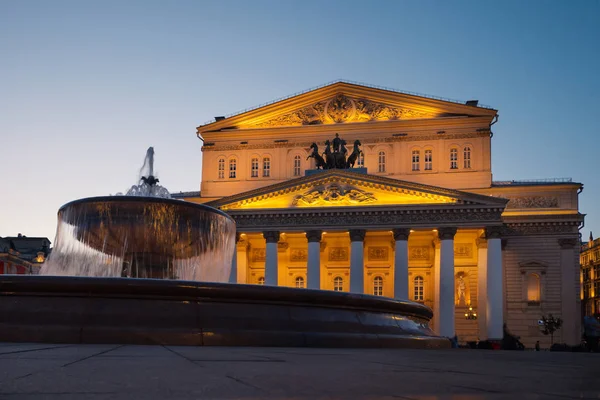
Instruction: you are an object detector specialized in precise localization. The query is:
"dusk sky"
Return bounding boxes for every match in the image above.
[1,0,599,243]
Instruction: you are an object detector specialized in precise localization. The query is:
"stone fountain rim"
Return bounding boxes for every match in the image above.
[0,275,433,320]
[58,196,234,222]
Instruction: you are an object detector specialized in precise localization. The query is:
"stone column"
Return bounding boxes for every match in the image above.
[263,231,280,286]
[433,239,441,333]
[485,226,503,341]
[393,228,410,299]
[228,232,241,283]
[476,236,488,341]
[559,238,580,346]
[438,227,457,338]
[349,229,366,294]
[306,230,322,289]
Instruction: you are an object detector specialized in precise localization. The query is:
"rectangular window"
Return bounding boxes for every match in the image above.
[293,156,301,176]
[378,151,386,173]
[218,158,225,179]
[251,158,259,178]
[450,148,458,169]
[357,152,364,168]
[229,159,236,179]
[411,150,420,171]
[424,150,432,171]
[263,157,271,177]
[463,147,471,169]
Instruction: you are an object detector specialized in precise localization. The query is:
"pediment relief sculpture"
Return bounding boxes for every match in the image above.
[292,183,377,207]
[250,93,436,128]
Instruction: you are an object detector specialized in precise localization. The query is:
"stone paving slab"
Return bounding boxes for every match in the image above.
[0,343,597,399]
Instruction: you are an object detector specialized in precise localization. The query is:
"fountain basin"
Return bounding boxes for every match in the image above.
[0,276,450,348]
[41,196,236,281]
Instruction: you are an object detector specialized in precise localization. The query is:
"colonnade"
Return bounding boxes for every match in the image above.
[230,227,504,340]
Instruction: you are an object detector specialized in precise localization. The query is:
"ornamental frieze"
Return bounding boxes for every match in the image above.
[202,132,489,152]
[250,93,436,128]
[230,208,505,229]
[502,222,581,236]
[506,196,559,209]
[292,183,377,206]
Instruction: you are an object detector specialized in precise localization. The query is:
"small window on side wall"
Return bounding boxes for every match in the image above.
[333,276,343,292]
[527,273,541,303]
[450,148,458,169]
[218,158,225,179]
[258,276,265,285]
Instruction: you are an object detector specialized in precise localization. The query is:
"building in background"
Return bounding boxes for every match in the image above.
[175,81,584,347]
[0,234,51,275]
[581,232,599,317]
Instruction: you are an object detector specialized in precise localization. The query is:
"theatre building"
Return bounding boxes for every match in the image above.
[177,81,583,347]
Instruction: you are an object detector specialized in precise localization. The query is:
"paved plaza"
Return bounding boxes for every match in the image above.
[0,343,597,399]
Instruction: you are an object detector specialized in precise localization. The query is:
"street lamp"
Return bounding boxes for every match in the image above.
[465,306,477,320]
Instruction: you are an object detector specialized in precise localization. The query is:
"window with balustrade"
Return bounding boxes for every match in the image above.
[333,276,343,292]
[412,150,420,171]
[263,157,271,177]
[413,276,424,301]
[218,158,225,179]
[229,159,237,179]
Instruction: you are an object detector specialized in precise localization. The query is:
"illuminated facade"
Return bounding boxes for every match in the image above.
[179,81,584,346]
[581,233,600,316]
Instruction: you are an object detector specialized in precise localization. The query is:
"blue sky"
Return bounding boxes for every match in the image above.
[1,0,599,242]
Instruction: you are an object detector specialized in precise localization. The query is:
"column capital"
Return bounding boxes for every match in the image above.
[558,238,579,249]
[349,229,366,242]
[306,230,323,243]
[393,228,410,241]
[484,226,503,239]
[263,231,280,243]
[437,227,457,240]
[476,236,488,249]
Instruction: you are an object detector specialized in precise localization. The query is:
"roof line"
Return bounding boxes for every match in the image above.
[200,80,496,126]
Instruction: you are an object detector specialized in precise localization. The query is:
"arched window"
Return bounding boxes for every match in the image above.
[228,159,237,178]
[263,157,271,177]
[413,276,424,301]
[258,276,265,285]
[333,276,343,292]
[373,276,383,296]
[424,149,433,171]
[527,273,541,303]
[463,146,471,169]
[218,158,225,179]
[378,151,386,173]
[293,155,301,177]
[412,150,420,171]
[357,152,364,168]
[295,276,305,288]
[450,148,458,169]
[251,158,259,178]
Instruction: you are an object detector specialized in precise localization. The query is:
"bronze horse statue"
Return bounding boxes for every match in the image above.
[324,140,334,169]
[307,143,327,169]
[346,140,362,168]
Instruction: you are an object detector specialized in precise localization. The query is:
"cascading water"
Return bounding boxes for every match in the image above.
[40,148,236,281]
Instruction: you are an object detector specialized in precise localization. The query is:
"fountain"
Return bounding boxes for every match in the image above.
[0,148,449,349]
[40,147,235,281]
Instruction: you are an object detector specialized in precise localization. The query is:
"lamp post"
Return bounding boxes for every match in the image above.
[465,306,478,320]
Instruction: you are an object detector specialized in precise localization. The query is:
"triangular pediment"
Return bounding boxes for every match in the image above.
[207,170,508,211]
[198,81,497,132]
